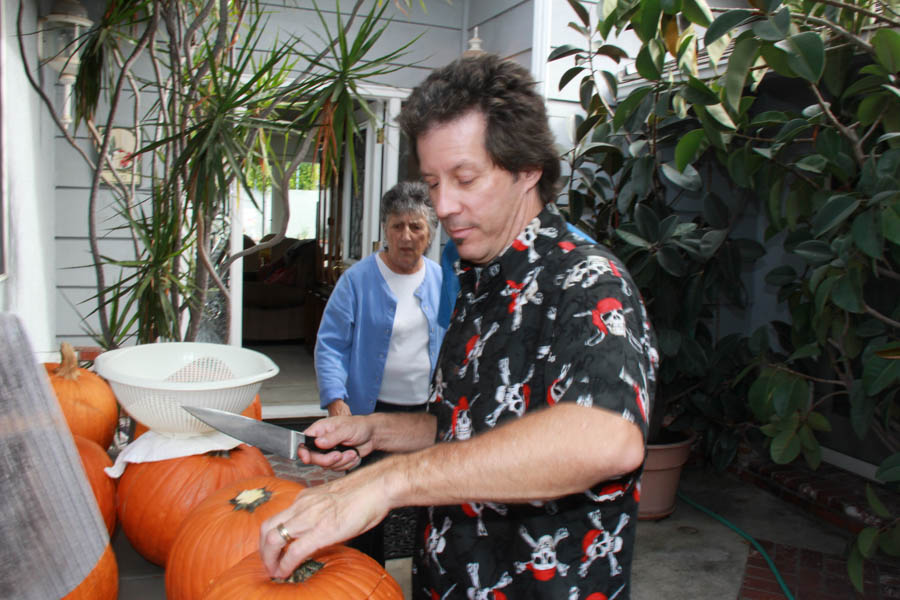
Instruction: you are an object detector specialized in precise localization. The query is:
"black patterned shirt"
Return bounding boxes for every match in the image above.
[412,203,658,599]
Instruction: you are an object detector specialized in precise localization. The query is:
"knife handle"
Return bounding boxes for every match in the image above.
[301,435,358,455]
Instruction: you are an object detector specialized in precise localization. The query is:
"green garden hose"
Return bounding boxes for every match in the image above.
[676,491,796,600]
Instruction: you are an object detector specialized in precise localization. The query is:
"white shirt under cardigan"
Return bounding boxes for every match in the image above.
[314,251,444,415]
[375,253,431,406]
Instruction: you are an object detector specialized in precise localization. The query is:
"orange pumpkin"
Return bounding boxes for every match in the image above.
[133,394,262,439]
[62,542,118,600]
[45,342,119,450]
[73,434,117,536]
[166,476,306,600]
[201,545,403,600]
[117,444,274,566]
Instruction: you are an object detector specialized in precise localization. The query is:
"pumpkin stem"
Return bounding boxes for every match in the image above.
[275,559,325,583]
[54,342,81,380]
[229,487,272,512]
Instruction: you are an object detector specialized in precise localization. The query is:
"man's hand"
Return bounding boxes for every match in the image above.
[326,398,351,417]
[296,415,374,471]
[259,462,392,578]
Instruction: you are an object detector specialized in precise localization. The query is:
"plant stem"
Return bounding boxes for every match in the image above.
[768,364,844,386]
[864,302,900,329]
[810,84,867,165]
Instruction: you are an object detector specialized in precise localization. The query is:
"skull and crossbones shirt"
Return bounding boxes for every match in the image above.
[413,204,657,599]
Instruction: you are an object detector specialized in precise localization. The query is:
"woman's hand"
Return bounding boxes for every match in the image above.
[327,398,351,417]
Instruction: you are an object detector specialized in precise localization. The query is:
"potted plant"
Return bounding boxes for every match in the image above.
[551,0,899,583]
[551,0,764,518]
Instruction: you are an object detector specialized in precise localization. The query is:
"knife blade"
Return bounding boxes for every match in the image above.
[183,406,356,460]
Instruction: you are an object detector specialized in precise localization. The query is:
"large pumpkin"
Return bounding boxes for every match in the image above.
[201,545,403,600]
[132,394,262,439]
[62,542,118,600]
[166,476,306,600]
[73,434,117,536]
[117,444,274,566]
[45,342,119,450]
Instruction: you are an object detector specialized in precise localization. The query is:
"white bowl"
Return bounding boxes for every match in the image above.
[94,342,279,436]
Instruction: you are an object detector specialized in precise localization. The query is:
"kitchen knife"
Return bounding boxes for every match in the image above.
[183,406,357,460]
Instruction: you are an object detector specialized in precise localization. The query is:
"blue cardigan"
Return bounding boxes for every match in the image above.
[314,252,444,415]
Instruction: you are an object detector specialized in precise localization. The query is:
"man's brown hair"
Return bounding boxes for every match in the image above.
[397,54,560,205]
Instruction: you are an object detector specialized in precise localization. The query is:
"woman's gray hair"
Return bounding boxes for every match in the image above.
[380,180,439,248]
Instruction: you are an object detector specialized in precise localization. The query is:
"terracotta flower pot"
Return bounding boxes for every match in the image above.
[638,432,696,520]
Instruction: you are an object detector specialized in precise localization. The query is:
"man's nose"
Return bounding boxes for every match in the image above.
[432,185,460,220]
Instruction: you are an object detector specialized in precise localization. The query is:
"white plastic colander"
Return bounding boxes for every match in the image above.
[94,342,279,436]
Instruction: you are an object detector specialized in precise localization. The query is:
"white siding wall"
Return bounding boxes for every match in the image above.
[1,0,58,357]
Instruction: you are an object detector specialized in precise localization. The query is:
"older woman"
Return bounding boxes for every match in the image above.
[313,180,444,564]
[315,179,444,417]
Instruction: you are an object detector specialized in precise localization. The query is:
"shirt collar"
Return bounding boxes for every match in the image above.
[455,203,568,287]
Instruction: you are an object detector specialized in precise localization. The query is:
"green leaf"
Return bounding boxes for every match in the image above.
[752,6,791,41]
[549,44,585,62]
[803,437,822,469]
[705,103,737,130]
[680,76,721,105]
[765,265,797,286]
[616,229,652,249]
[793,240,835,264]
[788,343,820,361]
[682,0,713,27]
[811,194,859,236]
[636,39,666,81]
[661,162,702,191]
[636,0,662,43]
[858,93,890,127]
[596,45,629,63]
[865,484,892,519]
[657,328,682,356]
[872,28,900,74]
[798,424,817,450]
[777,32,825,83]
[760,43,797,78]
[877,453,900,483]
[657,245,687,276]
[635,202,661,240]
[559,66,585,92]
[705,9,753,47]
[864,354,900,396]
[852,208,883,259]
[807,411,832,432]
[879,524,900,557]
[760,423,779,437]
[725,37,760,113]
[566,0,591,28]
[794,154,829,174]
[831,272,865,314]
[882,199,900,245]
[847,546,864,593]
[699,229,728,258]
[675,129,707,171]
[771,426,802,464]
[858,527,879,559]
[613,87,653,131]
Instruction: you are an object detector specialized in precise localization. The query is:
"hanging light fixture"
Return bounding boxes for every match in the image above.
[38,0,93,129]
[462,26,485,58]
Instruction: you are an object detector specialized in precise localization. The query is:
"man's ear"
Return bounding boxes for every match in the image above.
[520,167,542,191]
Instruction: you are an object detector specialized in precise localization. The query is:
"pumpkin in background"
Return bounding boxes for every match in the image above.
[201,545,403,600]
[73,434,116,536]
[45,342,118,450]
[132,394,262,439]
[116,444,273,566]
[62,542,118,600]
[166,476,305,600]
